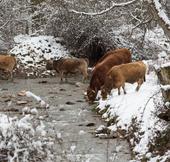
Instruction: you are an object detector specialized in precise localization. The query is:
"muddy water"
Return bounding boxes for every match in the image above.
[0,76,131,162]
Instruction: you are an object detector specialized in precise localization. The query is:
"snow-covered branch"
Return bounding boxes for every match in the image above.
[69,0,137,16]
[152,0,170,29]
[147,0,170,38]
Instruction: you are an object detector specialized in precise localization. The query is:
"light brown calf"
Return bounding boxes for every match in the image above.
[101,61,147,99]
[46,57,88,82]
[0,55,16,80]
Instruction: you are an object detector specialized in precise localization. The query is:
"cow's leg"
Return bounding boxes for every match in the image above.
[117,81,124,95]
[9,71,14,81]
[118,87,121,95]
[65,73,68,82]
[136,78,144,91]
[83,73,88,83]
[59,71,64,83]
[82,75,85,82]
[81,69,88,83]
[4,70,12,81]
[122,84,126,94]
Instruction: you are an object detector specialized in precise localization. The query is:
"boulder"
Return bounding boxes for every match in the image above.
[161,85,170,102]
[156,63,170,85]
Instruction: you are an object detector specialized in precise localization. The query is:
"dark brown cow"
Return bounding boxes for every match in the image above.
[101,61,147,100]
[86,48,132,103]
[46,57,88,82]
[0,55,16,80]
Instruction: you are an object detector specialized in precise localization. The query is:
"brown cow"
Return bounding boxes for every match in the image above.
[86,48,132,103]
[101,61,147,100]
[0,55,16,80]
[46,57,88,82]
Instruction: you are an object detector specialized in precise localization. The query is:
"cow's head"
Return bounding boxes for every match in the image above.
[46,60,53,70]
[86,87,97,104]
[101,85,107,100]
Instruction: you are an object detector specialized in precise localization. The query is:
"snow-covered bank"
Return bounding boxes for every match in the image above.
[96,71,169,161]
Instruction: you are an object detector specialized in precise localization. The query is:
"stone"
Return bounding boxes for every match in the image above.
[156,63,170,85]
[161,85,170,102]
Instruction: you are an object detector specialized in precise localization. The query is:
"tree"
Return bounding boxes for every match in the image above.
[148,0,170,38]
[70,0,170,39]
[0,0,169,61]
[0,0,32,49]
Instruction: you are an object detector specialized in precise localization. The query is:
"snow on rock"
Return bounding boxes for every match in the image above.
[158,51,168,59]
[165,101,170,108]
[161,62,170,68]
[161,84,170,91]
[96,71,168,161]
[30,108,38,115]
[19,90,49,108]
[79,130,86,135]
[10,35,70,78]
[70,145,76,152]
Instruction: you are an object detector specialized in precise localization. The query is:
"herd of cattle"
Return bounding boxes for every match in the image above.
[0,48,147,104]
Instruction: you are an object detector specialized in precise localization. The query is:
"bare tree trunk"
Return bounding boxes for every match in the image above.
[166,0,170,18]
[149,1,170,39]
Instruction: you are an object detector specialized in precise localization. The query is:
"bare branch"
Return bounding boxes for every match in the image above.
[69,0,138,16]
[140,90,161,121]
[129,16,153,37]
[0,15,12,30]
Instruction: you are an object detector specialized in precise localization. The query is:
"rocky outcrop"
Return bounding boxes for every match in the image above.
[156,62,170,121]
[156,63,170,85]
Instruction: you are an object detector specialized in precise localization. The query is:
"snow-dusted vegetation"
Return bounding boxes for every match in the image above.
[0,89,56,162]
[0,0,170,162]
[0,113,54,162]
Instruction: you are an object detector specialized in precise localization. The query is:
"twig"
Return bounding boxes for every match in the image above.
[129,17,153,38]
[0,15,12,30]
[140,90,161,120]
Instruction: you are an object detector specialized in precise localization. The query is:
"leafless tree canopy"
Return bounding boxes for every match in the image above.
[0,0,170,63]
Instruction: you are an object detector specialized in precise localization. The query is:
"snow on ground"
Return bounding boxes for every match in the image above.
[96,70,169,161]
[10,35,70,77]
